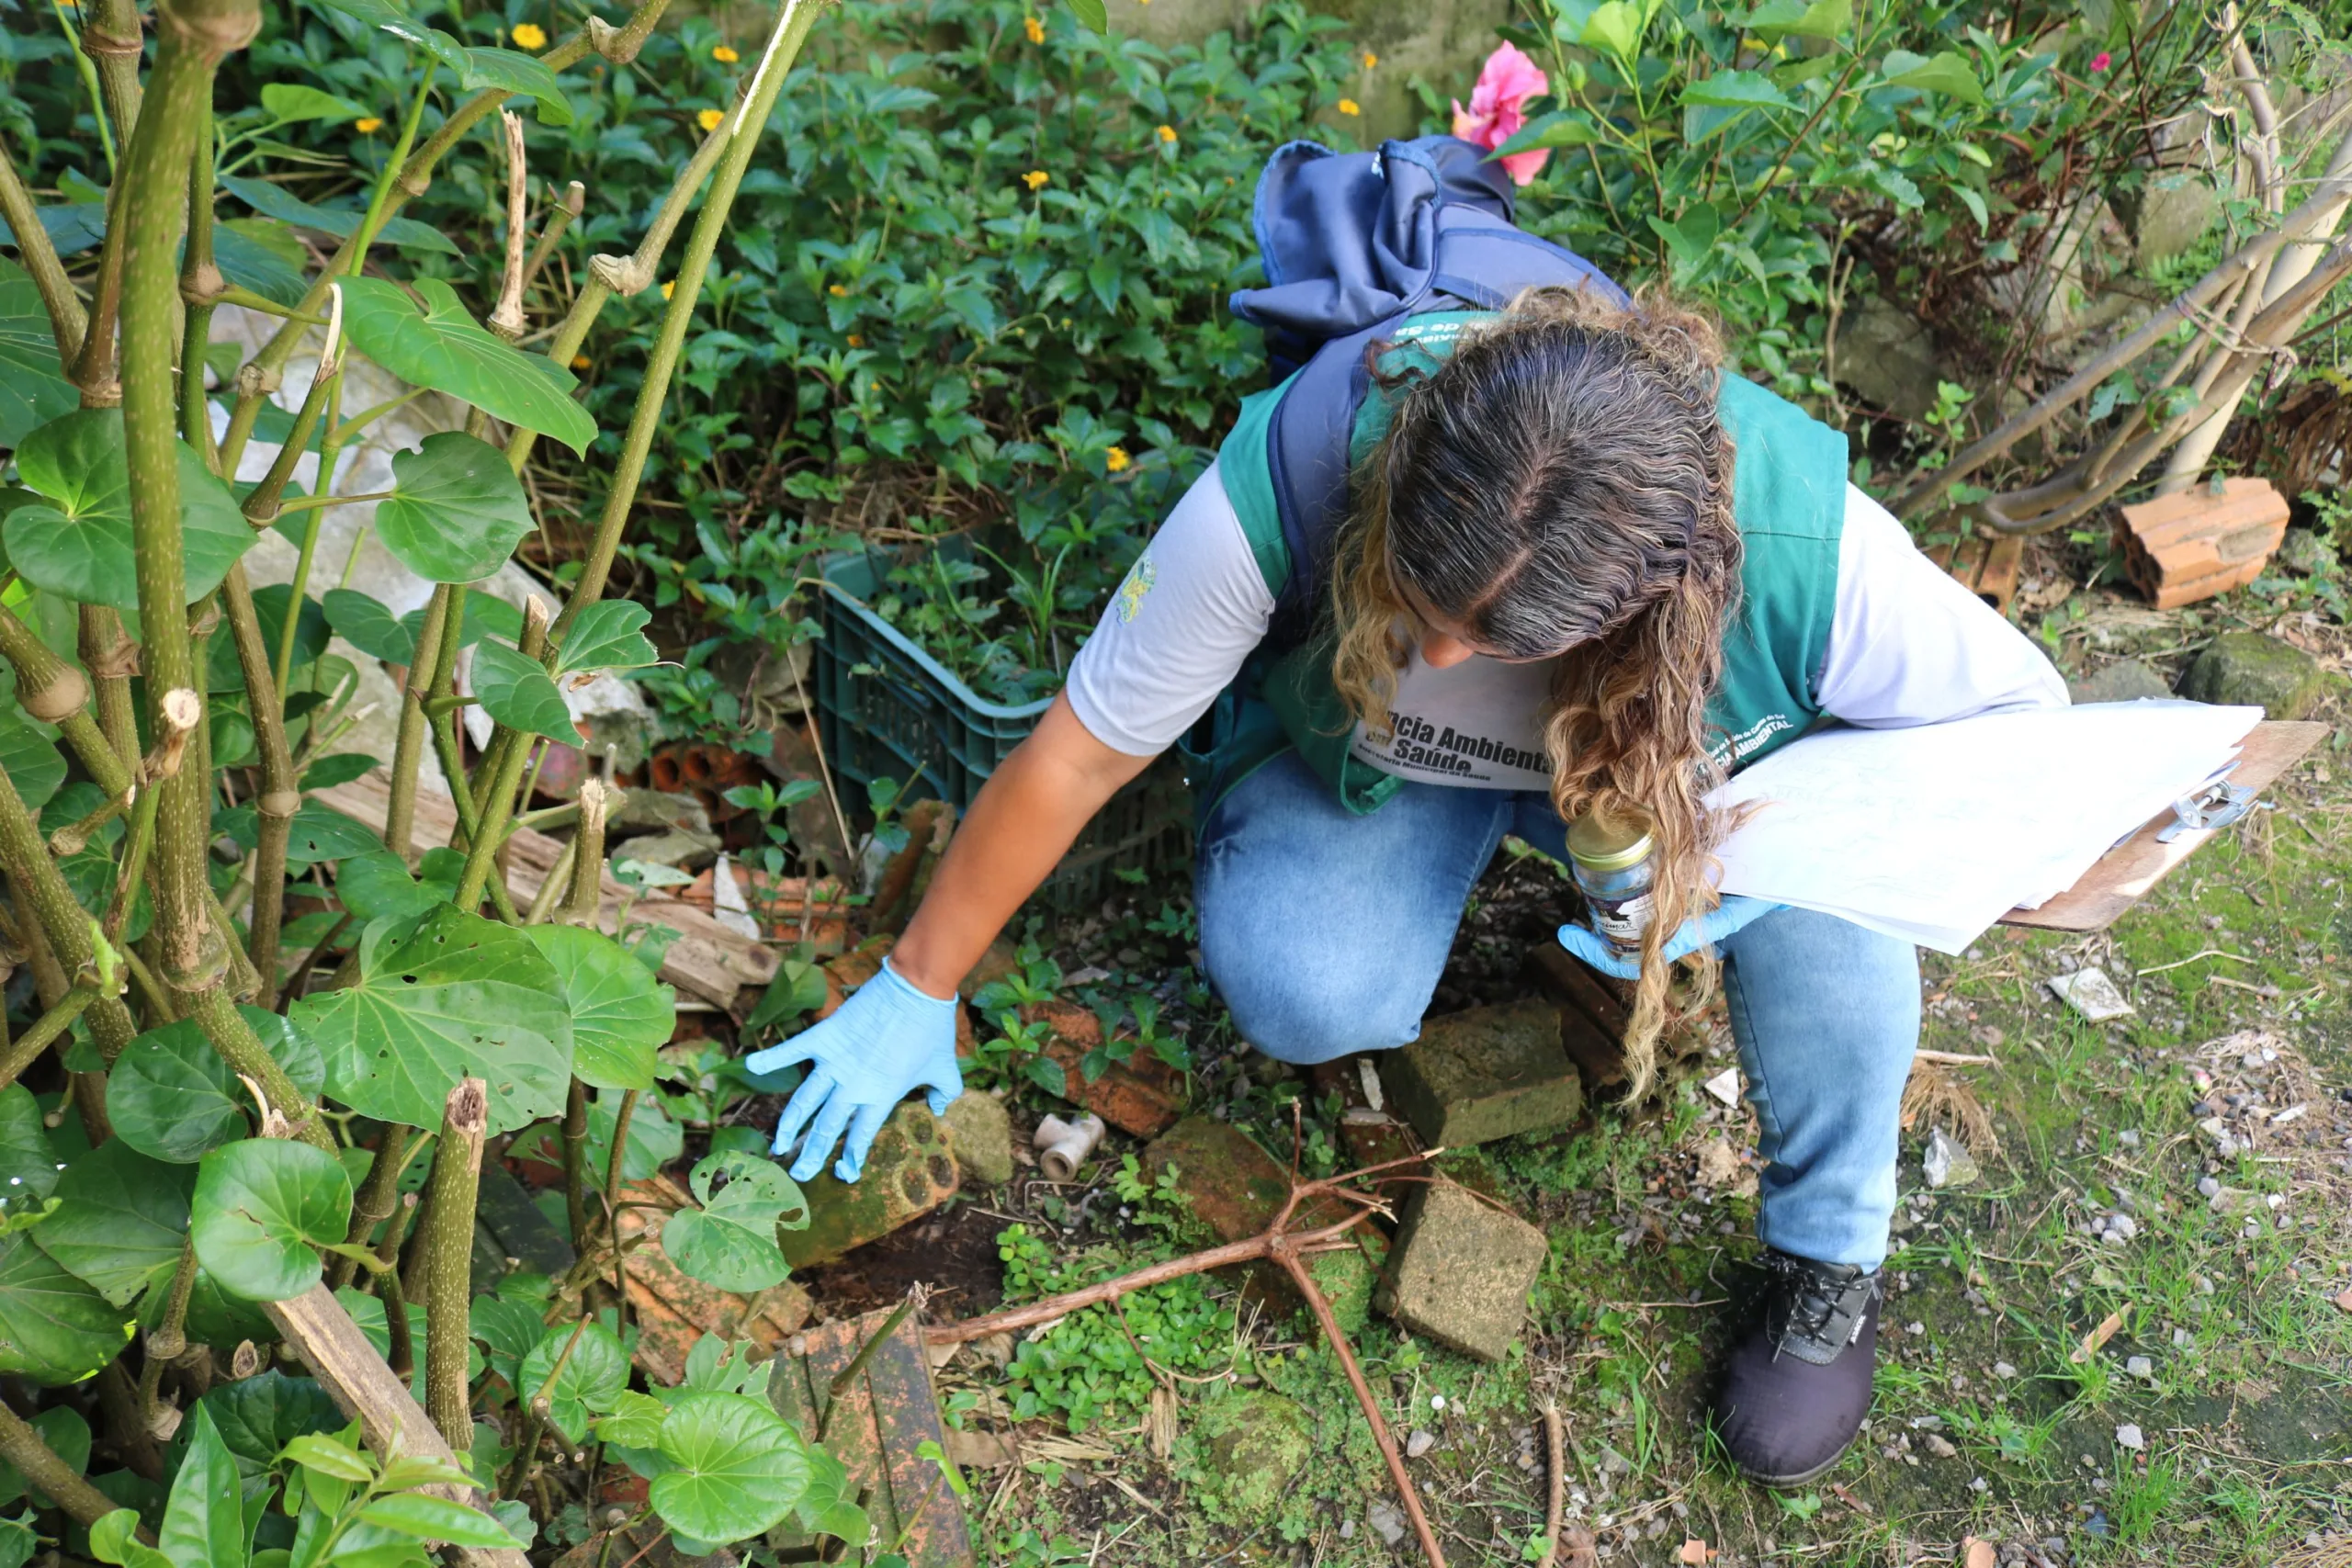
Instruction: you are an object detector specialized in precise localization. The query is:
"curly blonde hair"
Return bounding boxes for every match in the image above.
[1329,285,1741,1095]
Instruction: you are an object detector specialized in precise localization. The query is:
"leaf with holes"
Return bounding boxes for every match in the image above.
[0,261,74,450]
[321,587,417,665]
[2,410,253,609]
[31,1141,192,1307]
[338,278,594,456]
[524,925,672,1092]
[292,904,572,1136]
[374,432,537,585]
[516,1320,628,1445]
[469,638,578,742]
[661,1152,804,1294]
[191,1139,353,1302]
[650,1392,811,1545]
[552,600,659,678]
[0,1234,133,1384]
[0,714,62,819]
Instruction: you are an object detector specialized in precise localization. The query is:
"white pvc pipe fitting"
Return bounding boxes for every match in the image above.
[1034,1112,1106,1182]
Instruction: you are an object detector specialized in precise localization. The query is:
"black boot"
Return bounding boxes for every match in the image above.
[1713,1248,1882,1486]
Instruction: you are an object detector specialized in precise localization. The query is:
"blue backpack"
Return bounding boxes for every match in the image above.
[1224,135,1629,644]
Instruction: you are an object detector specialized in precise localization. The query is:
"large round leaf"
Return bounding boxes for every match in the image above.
[650,1392,810,1545]
[0,262,74,448]
[31,1141,193,1306]
[338,278,595,456]
[290,904,572,1136]
[0,1234,132,1384]
[515,1320,628,1446]
[660,1152,803,1294]
[375,433,536,585]
[321,588,417,665]
[469,637,579,741]
[109,1009,323,1164]
[0,1086,59,1221]
[552,600,659,678]
[0,712,64,815]
[334,850,458,926]
[524,925,673,1091]
[198,1370,343,1482]
[2,410,253,609]
[191,1140,353,1302]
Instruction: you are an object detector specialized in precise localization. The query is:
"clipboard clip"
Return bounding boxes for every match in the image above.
[2156,779,2260,842]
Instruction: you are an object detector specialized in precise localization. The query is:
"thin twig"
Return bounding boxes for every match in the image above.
[1537,1402,1566,1568]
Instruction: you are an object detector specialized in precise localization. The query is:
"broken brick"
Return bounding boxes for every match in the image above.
[1142,1116,1385,1331]
[780,1101,960,1269]
[1385,998,1582,1148]
[1374,1176,1546,1362]
[1024,1000,1187,1137]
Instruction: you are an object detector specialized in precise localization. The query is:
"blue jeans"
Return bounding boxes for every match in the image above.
[1195,752,1919,1269]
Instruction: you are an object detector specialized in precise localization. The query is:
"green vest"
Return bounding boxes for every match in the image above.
[1184,317,1849,818]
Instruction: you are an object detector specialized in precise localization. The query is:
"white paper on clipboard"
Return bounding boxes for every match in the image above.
[1707,701,2266,954]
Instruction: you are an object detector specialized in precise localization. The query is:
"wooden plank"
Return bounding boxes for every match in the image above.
[2000,720,2326,932]
[314,771,776,1007]
[763,1309,975,1566]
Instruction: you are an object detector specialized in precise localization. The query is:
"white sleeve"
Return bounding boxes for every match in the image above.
[1062,459,1277,756]
[1816,485,2069,728]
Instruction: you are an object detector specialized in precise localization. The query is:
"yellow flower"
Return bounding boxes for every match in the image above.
[355,117,383,133]
[661,281,675,299]
[1023,15,1044,42]
[1105,446,1132,473]
[1338,97,1361,117]
[697,108,726,132]
[828,283,847,297]
[1363,51,1378,68]
[510,21,547,49]
[1023,169,1050,191]
[1157,124,1177,143]
[571,353,591,370]
[712,43,739,62]
[846,333,864,347]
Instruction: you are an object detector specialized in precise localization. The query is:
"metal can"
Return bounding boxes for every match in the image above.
[1566,809,1657,954]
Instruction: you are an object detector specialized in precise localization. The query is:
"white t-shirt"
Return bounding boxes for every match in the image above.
[1064,460,2067,783]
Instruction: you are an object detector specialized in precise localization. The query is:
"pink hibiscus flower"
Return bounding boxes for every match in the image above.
[1452,42,1552,186]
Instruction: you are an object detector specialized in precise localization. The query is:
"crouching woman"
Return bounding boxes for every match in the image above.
[747,286,2064,1486]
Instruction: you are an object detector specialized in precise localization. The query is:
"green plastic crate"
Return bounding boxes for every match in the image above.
[813,550,1189,907]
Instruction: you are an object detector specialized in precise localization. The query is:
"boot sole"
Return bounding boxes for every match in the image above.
[1733,1434,1856,1491]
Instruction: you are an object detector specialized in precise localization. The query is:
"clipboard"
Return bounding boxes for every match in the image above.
[1999,719,2328,932]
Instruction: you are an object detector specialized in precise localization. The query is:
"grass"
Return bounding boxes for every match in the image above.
[936,605,2352,1567]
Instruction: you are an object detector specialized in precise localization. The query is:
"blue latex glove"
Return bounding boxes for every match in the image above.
[744,956,963,1183]
[1555,894,1784,979]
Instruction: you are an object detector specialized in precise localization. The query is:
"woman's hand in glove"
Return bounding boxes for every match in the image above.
[743,956,964,1183]
[1555,894,1783,979]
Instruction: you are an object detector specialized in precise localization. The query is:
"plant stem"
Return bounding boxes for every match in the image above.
[77,0,146,152]
[453,600,550,912]
[553,0,824,637]
[221,564,300,1007]
[0,985,99,1092]
[278,371,347,693]
[503,1315,588,1496]
[420,1078,489,1449]
[383,584,453,860]
[0,1400,147,1535]
[137,1242,201,1448]
[79,606,141,778]
[349,62,438,275]
[602,1088,639,1235]
[333,1123,417,1291]
[0,606,120,794]
[181,98,220,464]
[0,766,137,1064]
[240,357,340,527]
[0,132,88,359]
[560,1077,591,1250]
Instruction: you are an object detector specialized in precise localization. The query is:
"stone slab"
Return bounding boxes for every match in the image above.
[1374,1176,1546,1363]
[1385,998,1581,1147]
